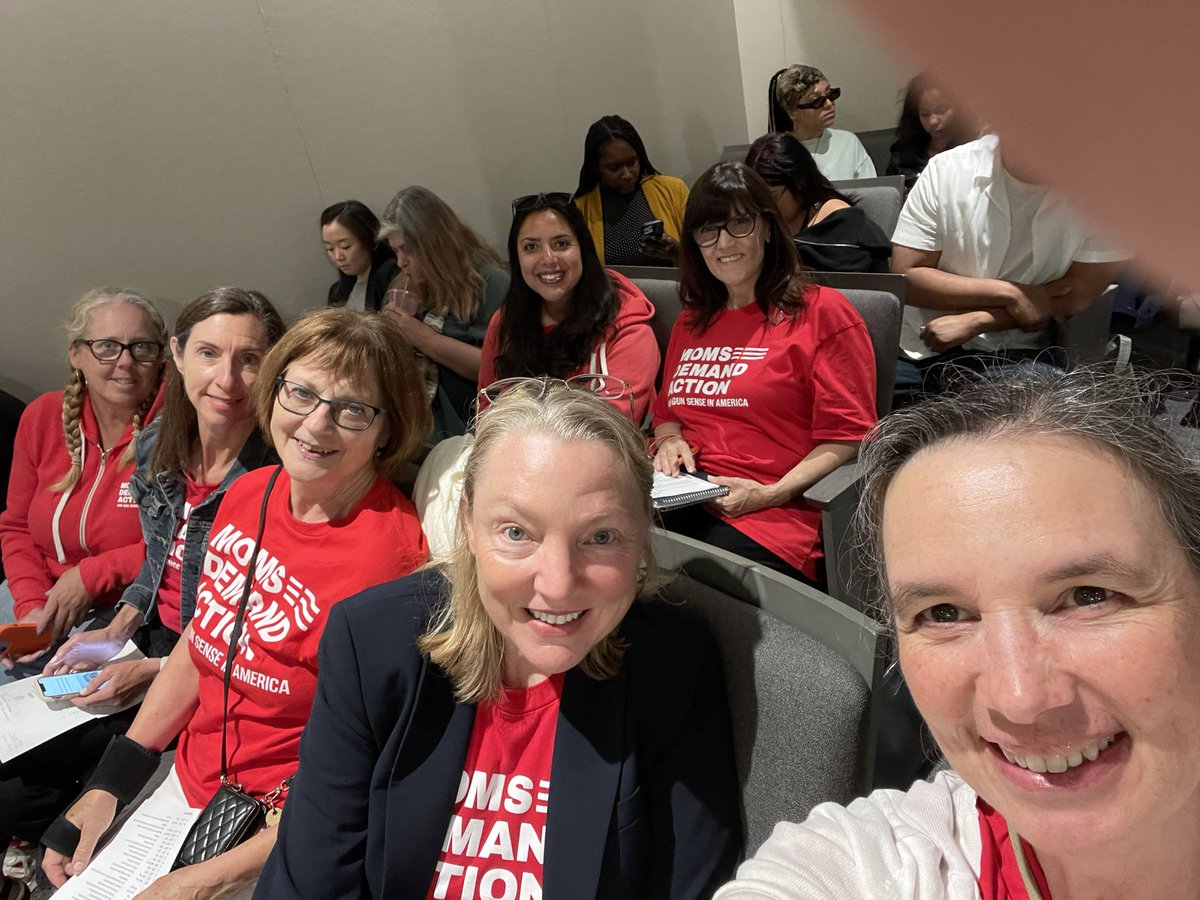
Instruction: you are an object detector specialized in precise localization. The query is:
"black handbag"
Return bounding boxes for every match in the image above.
[173,467,283,870]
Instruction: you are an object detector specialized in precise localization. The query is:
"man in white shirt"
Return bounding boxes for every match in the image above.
[891,134,1124,400]
[775,65,876,181]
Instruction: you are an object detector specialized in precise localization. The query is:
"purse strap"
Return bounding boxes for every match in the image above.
[1007,822,1045,900]
[220,464,283,786]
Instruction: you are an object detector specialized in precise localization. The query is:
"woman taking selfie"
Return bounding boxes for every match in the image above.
[0,289,166,665]
[41,308,430,898]
[716,368,1200,899]
[573,115,690,266]
[653,163,876,586]
[377,185,509,439]
[479,193,659,425]
[258,381,742,898]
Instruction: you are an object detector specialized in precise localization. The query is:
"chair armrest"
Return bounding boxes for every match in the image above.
[803,461,863,510]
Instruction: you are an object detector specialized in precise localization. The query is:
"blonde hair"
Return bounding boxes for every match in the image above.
[52,288,167,493]
[251,307,432,480]
[377,186,503,323]
[419,382,665,702]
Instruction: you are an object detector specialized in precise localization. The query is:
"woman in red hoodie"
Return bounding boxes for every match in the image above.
[0,288,166,667]
[478,193,660,425]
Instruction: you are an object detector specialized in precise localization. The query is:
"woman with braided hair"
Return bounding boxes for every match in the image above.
[0,288,166,673]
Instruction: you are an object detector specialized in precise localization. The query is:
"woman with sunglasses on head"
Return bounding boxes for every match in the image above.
[652,163,876,587]
[746,132,891,272]
[478,193,660,425]
[258,381,742,899]
[41,308,430,898]
[771,65,876,182]
[0,289,284,880]
[377,186,509,440]
[321,200,399,312]
[0,289,166,672]
[573,115,690,266]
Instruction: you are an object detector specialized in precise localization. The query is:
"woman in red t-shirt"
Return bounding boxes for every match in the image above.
[478,193,660,425]
[0,289,166,664]
[716,370,1200,899]
[652,162,876,587]
[42,308,432,897]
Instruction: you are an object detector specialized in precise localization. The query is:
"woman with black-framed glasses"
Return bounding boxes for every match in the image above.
[478,193,660,425]
[770,65,875,181]
[41,308,431,897]
[0,289,166,669]
[651,162,877,587]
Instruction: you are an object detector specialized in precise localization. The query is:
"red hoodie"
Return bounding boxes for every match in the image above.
[0,389,155,619]
[478,270,661,424]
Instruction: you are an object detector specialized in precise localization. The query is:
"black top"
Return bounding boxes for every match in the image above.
[325,256,400,312]
[601,185,670,267]
[794,206,892,273]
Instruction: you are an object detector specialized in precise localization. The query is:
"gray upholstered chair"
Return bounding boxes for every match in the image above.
[651,528,885,853]
[841,184,904,241]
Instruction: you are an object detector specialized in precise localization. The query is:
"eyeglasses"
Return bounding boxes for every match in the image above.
[512,192,574,215]
[692,212,759,248]
[793,87,841,110]
[478,374,635,423]
[73,339,163,363]
[274,378,385,431]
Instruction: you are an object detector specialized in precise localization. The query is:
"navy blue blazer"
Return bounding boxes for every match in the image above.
[255,569,742,899]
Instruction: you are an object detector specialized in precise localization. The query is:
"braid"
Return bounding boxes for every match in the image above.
[50,371,85,493]
[119,387,158,469]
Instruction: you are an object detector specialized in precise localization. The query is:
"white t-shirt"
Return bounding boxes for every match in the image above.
[801,129,877,182]
[714,772,984,900]
[892,135,1125,358]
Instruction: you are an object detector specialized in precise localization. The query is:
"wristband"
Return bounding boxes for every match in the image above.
[86,734,161,804]
[40,817,82,857]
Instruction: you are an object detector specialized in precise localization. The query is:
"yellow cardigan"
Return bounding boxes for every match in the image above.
[574,173,690,264]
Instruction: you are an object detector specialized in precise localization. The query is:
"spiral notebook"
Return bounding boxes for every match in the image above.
[652,470,730,511]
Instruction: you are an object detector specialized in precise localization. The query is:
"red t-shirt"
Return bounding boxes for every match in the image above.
[652,286,876,577]
[976,798,1053,899]
[427,674,563,900]
[155,477,220,634]
[176,467,428,807]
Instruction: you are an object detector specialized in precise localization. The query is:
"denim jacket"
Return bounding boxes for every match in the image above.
[118,420,276,631]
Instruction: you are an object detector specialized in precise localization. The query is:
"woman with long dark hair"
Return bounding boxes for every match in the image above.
[320,200,398,311]
[479,194,659,424]
[573,115,689,266]
[746,132,891,272]
[652,163,877,586]
[887,73,981,187]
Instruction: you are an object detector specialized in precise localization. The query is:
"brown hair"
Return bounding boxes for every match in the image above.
[251,307,431,480]
[151,288,286,480]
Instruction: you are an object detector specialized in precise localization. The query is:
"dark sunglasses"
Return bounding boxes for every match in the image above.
[793,87,841,110]
[512,192,574,215]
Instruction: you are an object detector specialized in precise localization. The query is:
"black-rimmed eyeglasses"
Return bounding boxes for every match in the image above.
[274,378,385,431]
[793,87,841,110]
[692,212,759,248]
[73,339,163,363]
[511,192,574,215]
[478,374,635,423]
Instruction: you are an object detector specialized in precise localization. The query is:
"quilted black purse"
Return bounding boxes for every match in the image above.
[173,467,282,869]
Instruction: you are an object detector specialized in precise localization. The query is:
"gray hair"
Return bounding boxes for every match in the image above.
[852,367,1200,627]
[775,65,828,110]
[419,380,663,702]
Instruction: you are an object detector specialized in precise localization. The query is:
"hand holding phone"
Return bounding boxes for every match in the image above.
[37,670,102,700]
[0,622,53,657]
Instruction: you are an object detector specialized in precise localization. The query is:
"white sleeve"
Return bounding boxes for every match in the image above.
[852,136,877,179]
[891,162,943,252]
[1071,229,1129,265]
[713,774,983,900]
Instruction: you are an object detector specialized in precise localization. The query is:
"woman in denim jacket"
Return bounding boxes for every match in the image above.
[0,289,284,855]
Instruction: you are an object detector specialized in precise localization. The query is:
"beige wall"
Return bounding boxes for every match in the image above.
[0,0,899,400]
[733,0,911,140]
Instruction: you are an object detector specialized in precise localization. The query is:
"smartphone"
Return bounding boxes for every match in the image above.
[0,623,53,656]
[640,219,664,242]
[37,671,102,700]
